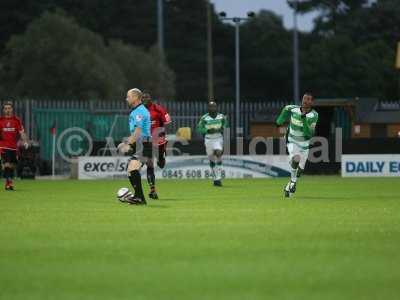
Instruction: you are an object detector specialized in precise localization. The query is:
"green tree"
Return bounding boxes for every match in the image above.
[1,11,126,99]
[109,41,175,100]
[0,11,175,100]
[0,0,157,52]
[0,0,220,100]
[240,10,293,100]
[292,0,400,99]
[164,0,209,99]
[291,0,369,35]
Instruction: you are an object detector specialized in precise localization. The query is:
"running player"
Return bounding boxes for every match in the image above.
[0,101,29,191]
[143,92,171,199]
[117,89,152,205]
[197,101,228,187]
[276,93,318,197]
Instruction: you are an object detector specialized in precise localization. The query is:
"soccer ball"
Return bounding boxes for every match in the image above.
[117,187,133,203]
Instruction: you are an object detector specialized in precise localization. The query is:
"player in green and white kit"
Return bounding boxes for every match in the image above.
[197,101,228,187]
[276,93,318,197]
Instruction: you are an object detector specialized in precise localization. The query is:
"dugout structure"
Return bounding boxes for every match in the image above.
[249,98,400,174]
[250,97,400,141]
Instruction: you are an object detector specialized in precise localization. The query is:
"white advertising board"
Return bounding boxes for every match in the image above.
[78,155,291,180]
[341,154,400,177]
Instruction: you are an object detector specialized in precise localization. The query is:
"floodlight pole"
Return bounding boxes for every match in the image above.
[293,0,300,104]
[207,1,214,100]
[157,0,165,98]
[234,20,241,137]
[219,13,254,137]
[157,0,164,56]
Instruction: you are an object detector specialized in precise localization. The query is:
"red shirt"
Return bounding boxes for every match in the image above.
[0,116,24,151]
[147,103,171,145]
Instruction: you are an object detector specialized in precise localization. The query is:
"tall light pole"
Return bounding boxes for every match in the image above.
[292,0,300,104]
[219,11,255,137]
[157,0,169,99]
[157,0,164,57]
[207,1,214,100]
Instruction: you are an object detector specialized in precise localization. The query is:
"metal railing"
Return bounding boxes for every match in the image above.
[1,98,289,140]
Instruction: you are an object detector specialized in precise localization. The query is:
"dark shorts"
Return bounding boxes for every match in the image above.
[129,141,153,162]
[1,149,18,164]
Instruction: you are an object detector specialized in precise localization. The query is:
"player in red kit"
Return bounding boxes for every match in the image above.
[143,93,171,199]
[0,101,29,190]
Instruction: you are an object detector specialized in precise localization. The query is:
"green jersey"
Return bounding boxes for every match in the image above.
[276,105,318,149]
[197,113,228,139]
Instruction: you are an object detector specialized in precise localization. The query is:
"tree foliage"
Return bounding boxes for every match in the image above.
[0,11,174,100]
[0,0,399,101]
[109,41,175,99]
[292,0,400,99]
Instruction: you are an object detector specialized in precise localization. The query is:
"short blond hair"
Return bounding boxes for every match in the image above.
[128,88,143,100]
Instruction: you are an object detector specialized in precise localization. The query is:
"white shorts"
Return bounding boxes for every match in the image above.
[205,137,223,156]
[287,143,309,169]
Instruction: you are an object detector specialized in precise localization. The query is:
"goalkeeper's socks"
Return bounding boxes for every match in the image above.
[129,170,145,201]
[146,166,155,187]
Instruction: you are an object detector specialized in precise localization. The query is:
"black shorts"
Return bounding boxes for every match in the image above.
[1,149,18,164]
[129,141,153,162]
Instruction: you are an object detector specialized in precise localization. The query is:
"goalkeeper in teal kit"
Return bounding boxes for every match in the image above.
[276,93,318,198]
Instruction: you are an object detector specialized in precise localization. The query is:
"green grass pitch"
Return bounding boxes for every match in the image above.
[1,177,399,300]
